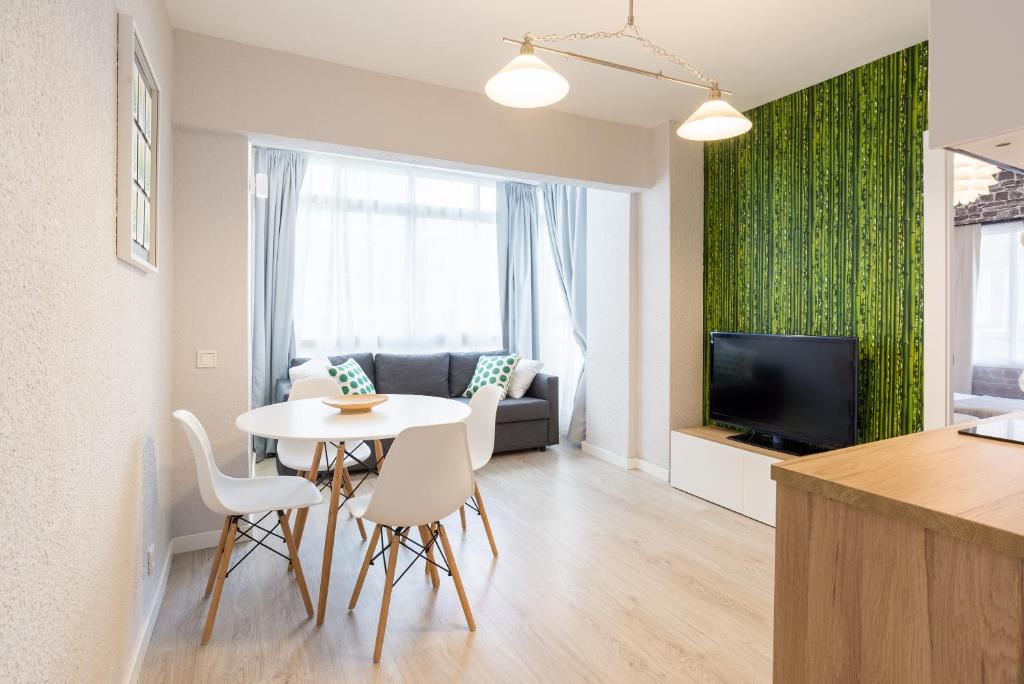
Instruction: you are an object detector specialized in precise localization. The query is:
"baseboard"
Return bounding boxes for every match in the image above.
[126,542,173,683]
[169,528,224,554]
[628,457,670,481]
[581,441,630,468]
[581,442,669,481]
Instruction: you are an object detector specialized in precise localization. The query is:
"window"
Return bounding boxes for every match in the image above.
[293,153,501,354]
[974,220,1024,366]
[116,14,159,272]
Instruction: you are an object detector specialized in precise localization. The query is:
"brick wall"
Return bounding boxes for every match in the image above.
[955,168,1024,226]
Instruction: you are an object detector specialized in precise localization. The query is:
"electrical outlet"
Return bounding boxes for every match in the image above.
[147,543,155,576]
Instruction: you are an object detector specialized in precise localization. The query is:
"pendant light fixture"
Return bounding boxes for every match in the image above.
[485,42,570,108]
[953,153,1001,206]
[485,0,751,141]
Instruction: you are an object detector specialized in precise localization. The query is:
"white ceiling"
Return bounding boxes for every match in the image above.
[164,0,928,128]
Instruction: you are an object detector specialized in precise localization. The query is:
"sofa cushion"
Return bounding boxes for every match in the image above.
[328,357,376,395]
[374,352,450,396]
[456,396,551,424]
[463,353,520,399]
[291,353,375,386]
[449,350,507,397]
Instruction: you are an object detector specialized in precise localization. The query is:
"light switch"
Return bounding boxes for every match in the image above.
[196,350,218,368]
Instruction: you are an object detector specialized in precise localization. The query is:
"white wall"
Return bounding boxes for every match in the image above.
[174,31,654,190]
[0,0,175,680]
[633,123,674,470]
[585,189,634,460]
[630,124,705,474]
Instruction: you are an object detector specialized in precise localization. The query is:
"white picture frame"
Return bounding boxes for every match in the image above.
[116,14,160,273]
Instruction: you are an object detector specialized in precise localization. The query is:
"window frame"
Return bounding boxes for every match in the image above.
[116,14,160,273]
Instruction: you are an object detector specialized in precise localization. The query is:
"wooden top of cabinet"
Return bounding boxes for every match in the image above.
[674,425,796,460]
[772,412,1024,559]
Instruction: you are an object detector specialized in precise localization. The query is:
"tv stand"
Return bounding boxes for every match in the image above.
[670,425,797,526]
[726,432,827,457]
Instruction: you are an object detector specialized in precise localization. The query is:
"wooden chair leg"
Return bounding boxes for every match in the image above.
[474,483,499,556]
[437,522,475,631]
[418,525,440,589]
[349,523,382,609]
[373,439,385,471]
[339,460,367,540]
[293,441,325,550]
[459,505,467,531]
[203,517,238,644]
[317,449,347,625]
[373,527,401,663]
[205,516,231,596]
[279,510,313,617]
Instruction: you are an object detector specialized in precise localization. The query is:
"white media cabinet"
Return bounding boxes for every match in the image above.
[669,425,790,526]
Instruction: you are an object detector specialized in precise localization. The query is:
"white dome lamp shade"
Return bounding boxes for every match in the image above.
[485,41,570,109]
[676,86,752,141]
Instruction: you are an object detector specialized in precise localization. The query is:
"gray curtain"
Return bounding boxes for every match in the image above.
[951,223,982,395]
[497,181,540,358]
[542,183,588,443]
[251,147,308,459]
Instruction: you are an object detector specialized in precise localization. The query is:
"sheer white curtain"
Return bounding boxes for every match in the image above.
[951,224,981,393]
[974,220,1024,366]
[293,153,502,354]
[537,196,584,429]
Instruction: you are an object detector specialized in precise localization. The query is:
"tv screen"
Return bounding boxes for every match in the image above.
[709,332,858,449]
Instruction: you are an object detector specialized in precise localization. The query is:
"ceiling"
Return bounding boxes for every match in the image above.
[164,0,928,128]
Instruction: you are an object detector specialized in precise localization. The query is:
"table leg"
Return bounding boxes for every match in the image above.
[317,441,346,625]
[292,441,324,552]
[374,439,384,471]
[338,449,367,540]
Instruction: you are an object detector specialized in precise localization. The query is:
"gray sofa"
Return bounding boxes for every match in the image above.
[273,351,558,467]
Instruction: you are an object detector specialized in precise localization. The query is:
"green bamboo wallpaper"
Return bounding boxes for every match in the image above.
[703,42,928,443]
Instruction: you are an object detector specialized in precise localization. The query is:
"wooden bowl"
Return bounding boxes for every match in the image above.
[322,394,389,414]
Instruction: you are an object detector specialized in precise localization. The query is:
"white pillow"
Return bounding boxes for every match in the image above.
[289,353,332,382]
[506,359,544,399]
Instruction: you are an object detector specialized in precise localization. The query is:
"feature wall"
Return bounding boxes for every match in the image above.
[703,42,929,442]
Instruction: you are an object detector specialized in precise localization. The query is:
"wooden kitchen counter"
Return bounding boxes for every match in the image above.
[771,413,1024,682]
[772,413,1024,559]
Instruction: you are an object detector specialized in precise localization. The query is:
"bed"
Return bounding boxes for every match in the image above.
[953,392,1024,419]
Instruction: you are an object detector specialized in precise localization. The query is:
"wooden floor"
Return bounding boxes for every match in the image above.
[141,444,775,682]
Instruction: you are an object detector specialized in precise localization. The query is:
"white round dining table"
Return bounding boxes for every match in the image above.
[234,393,471,624]
[235,393,471,443]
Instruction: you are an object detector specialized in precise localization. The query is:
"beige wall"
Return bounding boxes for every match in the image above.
[668,128,705,432]
[0,0,175,680]
[171,128,251,537]
[173,31,653,190]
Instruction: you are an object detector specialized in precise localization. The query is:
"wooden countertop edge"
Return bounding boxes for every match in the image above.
[771,463,1024,560]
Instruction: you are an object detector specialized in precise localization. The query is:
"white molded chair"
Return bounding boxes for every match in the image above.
[345,422,476,663]
[173,409,322,644]
[275,376,338,475]
[459,384,502,555]
[278,376,375,541]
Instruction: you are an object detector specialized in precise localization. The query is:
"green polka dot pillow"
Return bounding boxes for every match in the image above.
[327,358,376,395]
[463,354,520,399]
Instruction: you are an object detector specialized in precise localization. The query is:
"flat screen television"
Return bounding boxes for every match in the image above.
[708,332,858,455]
